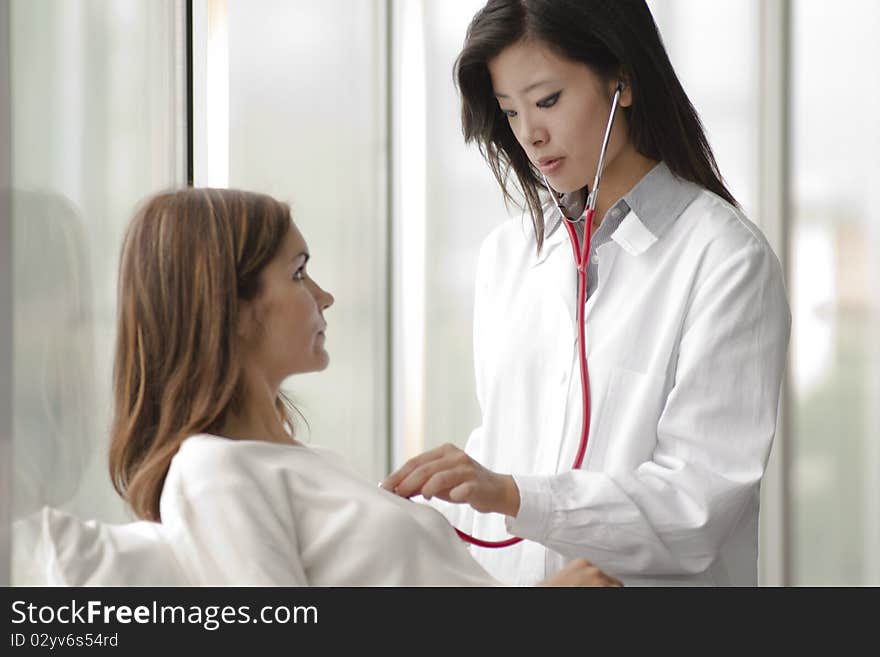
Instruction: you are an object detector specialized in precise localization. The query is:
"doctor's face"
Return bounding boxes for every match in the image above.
[488,38,633,194]
[242,223,334,385]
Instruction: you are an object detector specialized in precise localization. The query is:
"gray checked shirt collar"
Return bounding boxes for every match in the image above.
[541,161,703,299]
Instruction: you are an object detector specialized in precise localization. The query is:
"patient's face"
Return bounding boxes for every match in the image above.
[245,222,334,383]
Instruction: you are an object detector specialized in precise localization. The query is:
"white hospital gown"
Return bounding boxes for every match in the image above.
[160,434,501,586]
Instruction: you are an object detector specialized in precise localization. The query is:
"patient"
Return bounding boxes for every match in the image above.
[107,188,620,587]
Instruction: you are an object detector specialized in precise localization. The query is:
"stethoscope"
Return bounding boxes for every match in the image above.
[454,83,624,548]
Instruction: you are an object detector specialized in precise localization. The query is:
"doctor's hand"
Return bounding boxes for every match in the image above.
[381,443,521,517]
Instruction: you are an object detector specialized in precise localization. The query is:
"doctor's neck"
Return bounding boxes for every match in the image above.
[589,147,658,231]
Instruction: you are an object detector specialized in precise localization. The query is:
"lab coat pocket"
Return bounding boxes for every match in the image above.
[587,366,669,471]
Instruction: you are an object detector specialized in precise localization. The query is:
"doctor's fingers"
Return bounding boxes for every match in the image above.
[420,464,483,501]
[380,444,448,490]
[381,443,466,492]
[390,453,475,499]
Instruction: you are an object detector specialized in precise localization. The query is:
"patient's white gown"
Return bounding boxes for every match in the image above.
[160,434,501,586]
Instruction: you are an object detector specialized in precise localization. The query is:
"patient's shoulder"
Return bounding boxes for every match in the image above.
[161,436,315,529]
[168,434,314,490]
[172,434,247,475]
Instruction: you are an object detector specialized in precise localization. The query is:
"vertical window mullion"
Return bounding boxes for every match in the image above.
[757,0,792,587]
[0,0,12,589]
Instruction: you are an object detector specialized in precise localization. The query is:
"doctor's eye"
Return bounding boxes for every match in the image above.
[537,91,561,108]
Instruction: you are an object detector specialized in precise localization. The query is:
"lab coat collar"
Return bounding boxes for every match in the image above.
[529,202,571,267]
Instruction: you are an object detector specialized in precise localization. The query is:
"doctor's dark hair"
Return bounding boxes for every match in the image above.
[109,188,298,522]
[456,0,737,250]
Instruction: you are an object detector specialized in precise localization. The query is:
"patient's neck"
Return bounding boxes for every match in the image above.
[219,371,296,446]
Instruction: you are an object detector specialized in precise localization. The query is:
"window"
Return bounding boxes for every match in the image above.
[789,0,880,585]
[8,0,184,583]
[221,0,390,480]
[393,0,517,462]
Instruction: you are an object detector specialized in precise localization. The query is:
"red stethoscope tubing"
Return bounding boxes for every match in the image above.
[453,210,595,548]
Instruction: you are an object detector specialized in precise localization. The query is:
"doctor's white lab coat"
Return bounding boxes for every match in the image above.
[433,164,791,586]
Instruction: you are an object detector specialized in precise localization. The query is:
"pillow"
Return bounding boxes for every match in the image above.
[21,507,191,586]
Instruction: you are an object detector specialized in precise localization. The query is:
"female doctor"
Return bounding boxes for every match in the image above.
[382,0,791,586]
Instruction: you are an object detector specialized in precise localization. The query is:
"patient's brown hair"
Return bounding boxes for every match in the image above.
[109,188,294,521]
